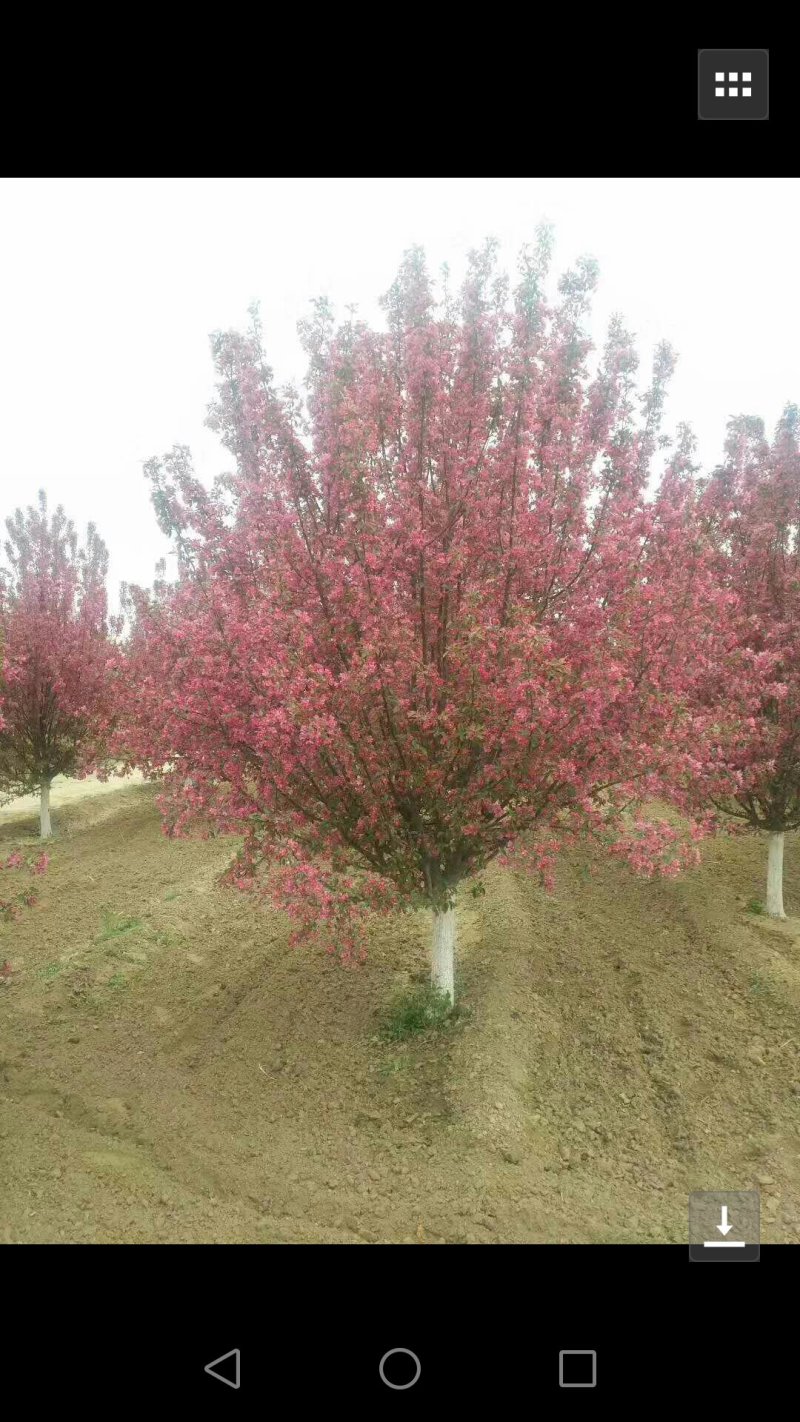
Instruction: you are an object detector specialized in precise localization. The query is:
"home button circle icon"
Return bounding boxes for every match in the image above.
[379,1347,422,1390]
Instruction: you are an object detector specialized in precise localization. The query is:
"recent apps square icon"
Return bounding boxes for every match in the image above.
[698,49,768,120]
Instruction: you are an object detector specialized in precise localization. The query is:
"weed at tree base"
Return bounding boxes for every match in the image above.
[380,983,469,1042]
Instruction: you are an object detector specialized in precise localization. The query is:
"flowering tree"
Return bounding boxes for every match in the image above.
[0,632,49,975]
[693,407,800,918]
[122,239,732,1000]
[0,492,115,838]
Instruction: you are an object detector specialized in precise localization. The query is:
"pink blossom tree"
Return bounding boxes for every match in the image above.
[0,492,115,838]
[693,407,800,918]
[0,636,49,975]
[121,240,733,1000]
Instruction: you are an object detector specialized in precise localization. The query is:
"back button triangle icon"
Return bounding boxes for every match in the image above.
[204,1348,241,1389]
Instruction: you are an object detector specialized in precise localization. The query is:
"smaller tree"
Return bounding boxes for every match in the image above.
[696,407,800,918]
[0,492,115,838]
[0,670,49,971]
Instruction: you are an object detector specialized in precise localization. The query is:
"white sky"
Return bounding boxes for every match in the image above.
[1,178,797,609]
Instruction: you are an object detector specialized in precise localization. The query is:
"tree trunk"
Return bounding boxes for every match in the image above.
[40,779,52,840]
[766,830,786,919]
[431,905,456,1003]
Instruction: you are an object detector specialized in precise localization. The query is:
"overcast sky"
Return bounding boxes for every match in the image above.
[1,178,797,609]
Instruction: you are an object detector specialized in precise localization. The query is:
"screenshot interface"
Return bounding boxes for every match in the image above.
[0,66,794,1406]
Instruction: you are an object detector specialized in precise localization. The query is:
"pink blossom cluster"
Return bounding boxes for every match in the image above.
[112,241,791,956]
[683,407,800,834]
[0,491,118,798]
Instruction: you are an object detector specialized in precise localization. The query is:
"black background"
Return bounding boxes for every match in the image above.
[0,33,789,176]
[5,1243,792,1410]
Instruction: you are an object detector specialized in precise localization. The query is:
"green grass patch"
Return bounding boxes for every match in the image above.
[39,961,64,981]
[749,972,773,998]
[381,984,463,1042]
[153,928,185,949]
[746,898,765,915]
[97,910,142,942]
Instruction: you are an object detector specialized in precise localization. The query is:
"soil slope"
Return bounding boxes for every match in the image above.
[1,784,799,1244]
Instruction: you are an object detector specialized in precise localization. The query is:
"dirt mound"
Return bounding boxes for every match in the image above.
[0,771,145,832]
[1,786,799,1243]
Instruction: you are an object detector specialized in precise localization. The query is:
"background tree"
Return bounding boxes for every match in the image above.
[693,406,800,919]
[0,492,115,839]
[0,629,49,976]
[121,239,733,1001]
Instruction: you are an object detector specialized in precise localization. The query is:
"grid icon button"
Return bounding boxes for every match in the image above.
[698,49,768,119]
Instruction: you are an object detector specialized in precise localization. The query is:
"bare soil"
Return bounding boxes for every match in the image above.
[1,784,799,1244]
[0,770,144,822]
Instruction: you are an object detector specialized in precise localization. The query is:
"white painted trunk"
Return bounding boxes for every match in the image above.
[431,906,456,1003]
[40,779,52,840]
[766,831,786,919]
